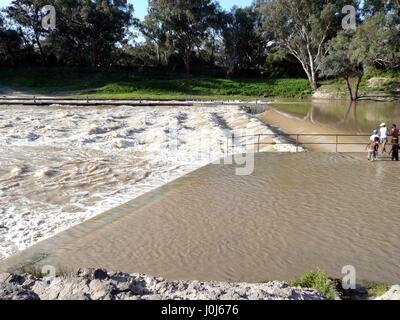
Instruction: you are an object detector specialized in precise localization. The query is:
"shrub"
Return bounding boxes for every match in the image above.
[291,269,336,300]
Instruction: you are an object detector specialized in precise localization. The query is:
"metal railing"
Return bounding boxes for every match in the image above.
[227,133,388,153]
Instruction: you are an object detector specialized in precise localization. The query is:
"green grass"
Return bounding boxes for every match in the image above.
[15,261,72,279]
[363,282,390,298]
[0,67,310,100]
[291,269,337,300]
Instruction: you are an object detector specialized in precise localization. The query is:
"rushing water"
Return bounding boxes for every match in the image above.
[2,153,399,284]
[0,104,294,259]
[1,100,399,285]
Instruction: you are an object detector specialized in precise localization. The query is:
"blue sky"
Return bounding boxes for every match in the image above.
[0,0,253,19]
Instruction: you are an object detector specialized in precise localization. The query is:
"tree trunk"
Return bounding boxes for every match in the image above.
[298,60,318,91]
[345,75,362,101]
[345,76,355,101]
[354,74,362,100]
[309,69,318,91]
[35,33,46,64]
[90,40,97,68]
[183,51,191,75]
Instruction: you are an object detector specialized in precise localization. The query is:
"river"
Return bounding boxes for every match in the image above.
[258,99,400,152]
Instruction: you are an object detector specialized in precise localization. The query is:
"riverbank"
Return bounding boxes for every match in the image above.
[2,68,400,101]
[0,67,310,100]
[313,76,400,101]
[0,268,326,300]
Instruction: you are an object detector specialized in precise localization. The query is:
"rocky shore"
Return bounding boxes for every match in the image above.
[0,268,327,301]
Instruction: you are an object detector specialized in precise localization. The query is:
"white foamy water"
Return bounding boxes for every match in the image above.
[0,104,296,259]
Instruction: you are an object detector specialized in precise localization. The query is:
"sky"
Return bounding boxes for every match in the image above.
[0,0,253,19]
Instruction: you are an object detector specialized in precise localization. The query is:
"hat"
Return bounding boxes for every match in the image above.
[380,123,386,127]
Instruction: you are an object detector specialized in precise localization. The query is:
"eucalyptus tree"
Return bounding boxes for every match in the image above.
[0,14,25,66]
[144,0,221,74]
[320,31,363,101]
[321,8,400,101]
[222,6,268,76]
[50,0,134,67]
[352,12,400,70]
[260,0,358,91]
[5,0,51,63]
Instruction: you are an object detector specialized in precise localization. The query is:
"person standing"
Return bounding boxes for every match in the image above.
[391,124,399,143]
[367,136,380,161]
[379,123,389,154]
[389,138,399,161]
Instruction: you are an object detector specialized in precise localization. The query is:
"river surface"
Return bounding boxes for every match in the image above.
[0,104,292,259]
[258,99,400,152]
[1,100,399,285]
[2,152,399,284]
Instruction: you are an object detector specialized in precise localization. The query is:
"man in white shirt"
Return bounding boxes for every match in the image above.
[379,123,389,154]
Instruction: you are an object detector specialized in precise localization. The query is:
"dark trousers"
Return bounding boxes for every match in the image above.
[392,152,399,161]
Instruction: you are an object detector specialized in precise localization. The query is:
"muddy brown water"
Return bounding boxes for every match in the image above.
[2,153,400,284]
[259,99,400,152]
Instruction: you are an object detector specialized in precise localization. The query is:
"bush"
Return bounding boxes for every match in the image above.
[291,269,336,300]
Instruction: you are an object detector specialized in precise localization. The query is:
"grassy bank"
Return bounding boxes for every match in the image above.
[291,269,391,300]
[0,67,310,100]
[316,70,400,100]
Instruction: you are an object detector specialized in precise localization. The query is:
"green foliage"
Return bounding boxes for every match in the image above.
[261,0,356,90]
[291,269,336,300]
[0,67,310,99]
[1,0,399,85]
[221,7,267,76]
[92,77,310,99]
[364,282,390,297]
[143,0,221,74]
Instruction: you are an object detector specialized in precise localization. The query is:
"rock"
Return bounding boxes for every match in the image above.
[376,285,400,300]
[93,269,108,281]
[0,282,39,300]
[0,274,39,300]
[0,269,326,301]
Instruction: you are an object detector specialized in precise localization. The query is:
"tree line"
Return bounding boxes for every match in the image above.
[0,0,399,98]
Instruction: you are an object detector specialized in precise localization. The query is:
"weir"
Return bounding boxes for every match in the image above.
[227,133,379,154]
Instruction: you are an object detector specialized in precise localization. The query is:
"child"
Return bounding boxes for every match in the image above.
[389,138,399,161]
[367,137,379,161]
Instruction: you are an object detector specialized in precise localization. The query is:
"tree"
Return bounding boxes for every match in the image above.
[49,0,134,67]
[363,0,400,15]
[321,9,400,101]
[320,31,363,101]
[221,6,268,76]
[5,0,50,64]
[139,6,171,66]
[260,0,356,91]
[353,10,400,70]
[144,0,221,75]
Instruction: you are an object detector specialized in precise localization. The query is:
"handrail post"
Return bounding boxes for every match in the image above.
[226,136,229,155]
[336,135,339,153]
[231,133,235,154]
[296,135,299,153]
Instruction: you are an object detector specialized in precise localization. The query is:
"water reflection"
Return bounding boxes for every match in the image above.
[270,99,400,134]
